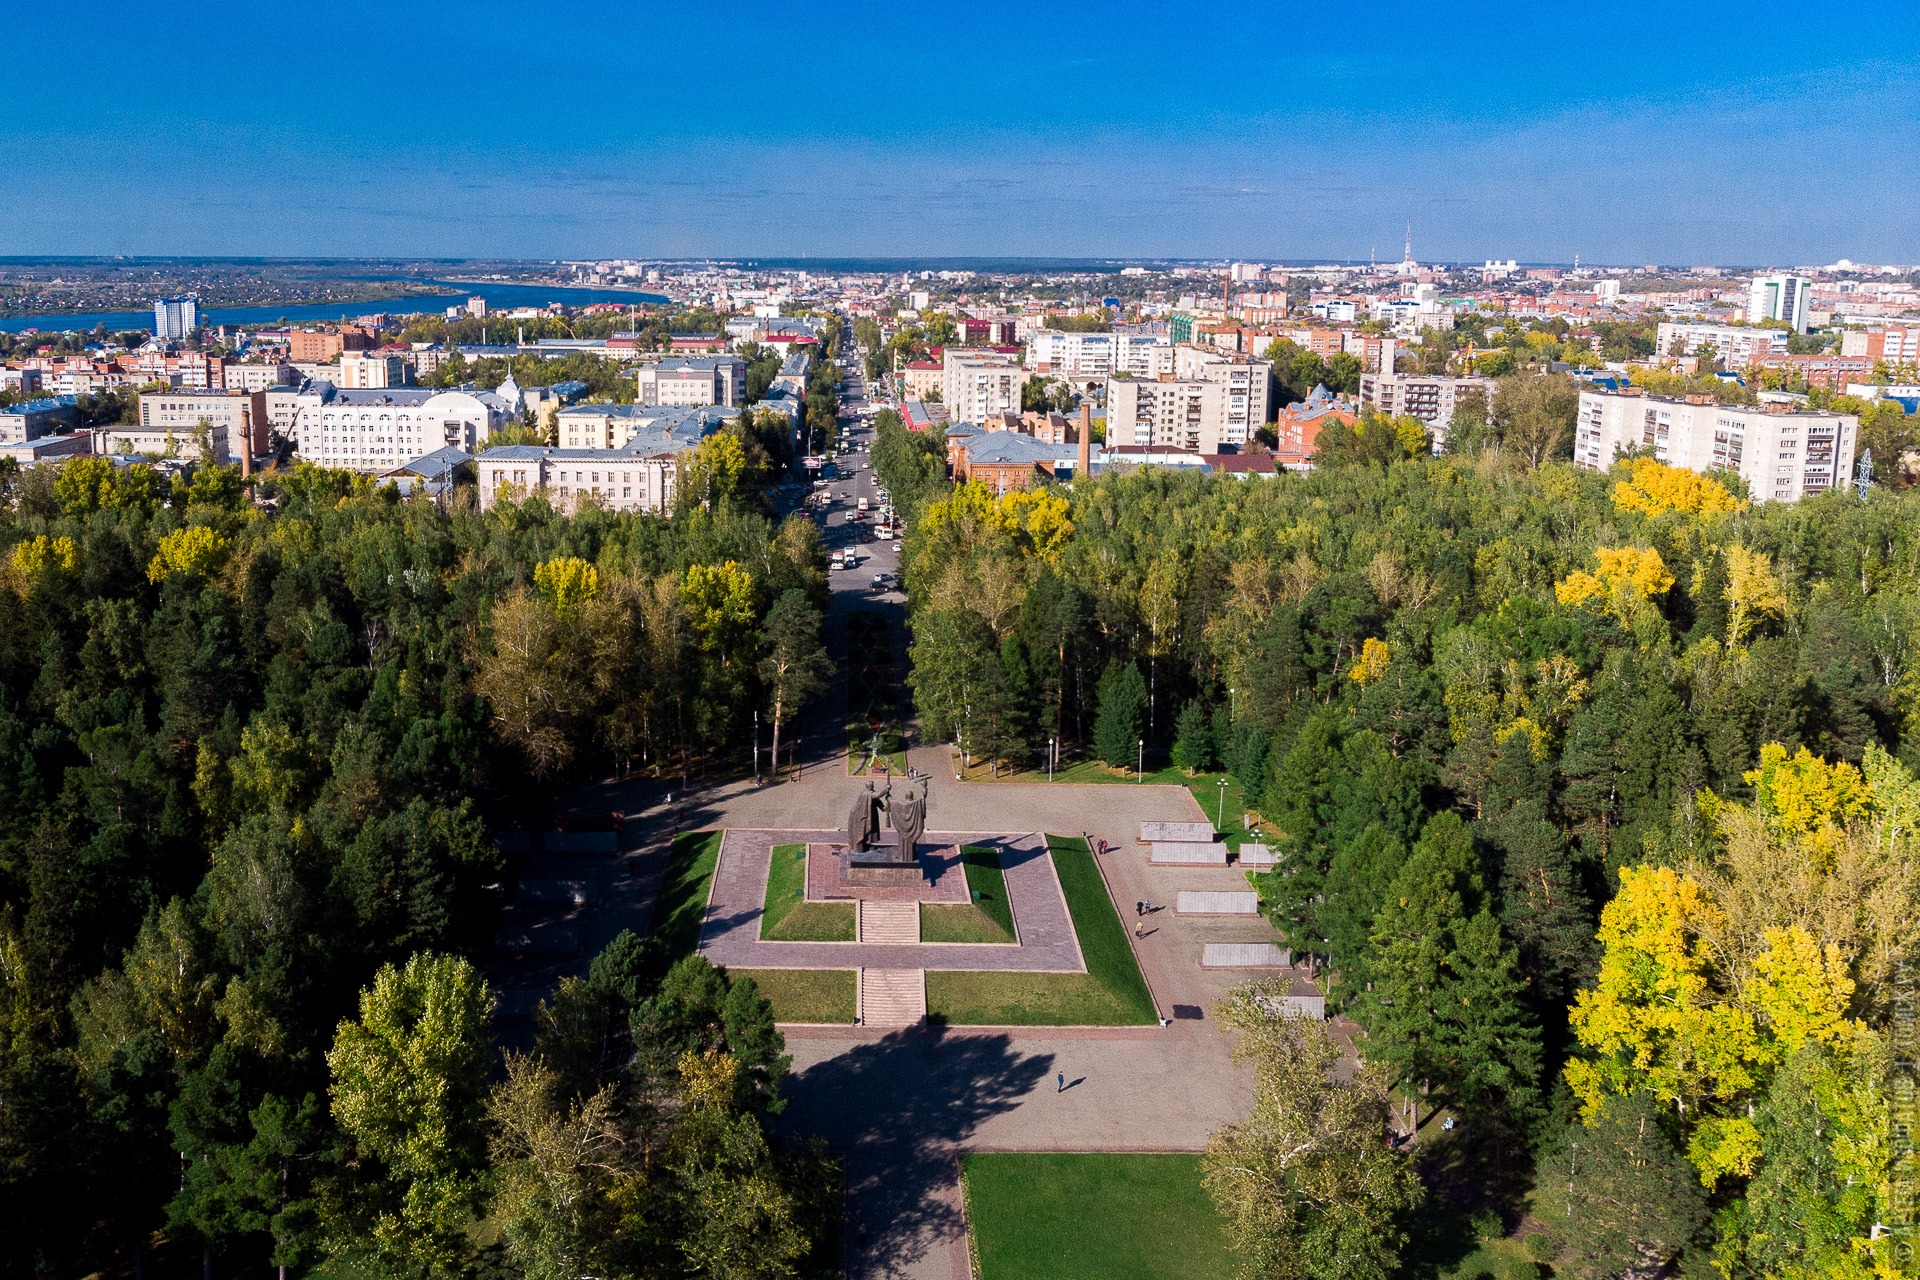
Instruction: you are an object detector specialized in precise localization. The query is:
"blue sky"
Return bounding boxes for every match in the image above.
[3,1,1915,264]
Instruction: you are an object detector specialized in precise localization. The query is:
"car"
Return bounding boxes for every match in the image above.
[871,574,891,587]
[892,541,903,552]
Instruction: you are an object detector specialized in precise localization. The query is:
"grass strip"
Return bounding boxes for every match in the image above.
[963,1153,1230,1280]
[760,842,856,941]
[920,845,1016,943]
[924,836,1156,1025]
[649,831,723,964]
[731,968,856,1024]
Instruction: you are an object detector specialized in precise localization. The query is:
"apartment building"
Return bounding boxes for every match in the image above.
[153,297,198,340]
[1574,387,1856,503]
[1358,372,1492,441]
[288,330,345,363]
[634,356,746,408]
[476,408,733,514]
[1104,347,1273,452]
[1747,274,1813,333]
[339,352,414,389]
[1025,329,1171,381]
[901,361,943,400]
[291,383,512,471]
[1655,322,1790,371]
[0,396,79,443]
[131,388,268,463]
[942,349,1030,424]
[1839,326,1920,364]
[225,362,299,392]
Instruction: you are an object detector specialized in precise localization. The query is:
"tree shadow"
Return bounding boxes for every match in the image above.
[777,1025,1054,1279]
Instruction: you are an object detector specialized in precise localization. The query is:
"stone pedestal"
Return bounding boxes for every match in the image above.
[845,837,926,887]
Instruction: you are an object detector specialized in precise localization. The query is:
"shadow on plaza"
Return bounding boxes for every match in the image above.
[779,1025,1054,1278]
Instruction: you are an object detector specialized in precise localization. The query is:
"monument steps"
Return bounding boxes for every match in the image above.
[857,899,920,944]
[858,968,926,1027]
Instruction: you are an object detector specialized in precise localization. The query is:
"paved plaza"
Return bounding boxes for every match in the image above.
[699,828,1085,973]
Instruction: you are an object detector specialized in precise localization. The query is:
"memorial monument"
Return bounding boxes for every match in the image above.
[844,778,930,885]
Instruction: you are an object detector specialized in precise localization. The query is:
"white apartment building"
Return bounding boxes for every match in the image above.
[943,350,1030,423]
[555,402,741,450]
[1747,274,1813,333]
[132,389,268,464]
[1025,329,1171,382]
[1655,322,1791,371]
[633,356,747,407]
[292,383,512,472]
[1104,347,1273,452]
[1358,372,1493,442]
[1574,387,1856,502]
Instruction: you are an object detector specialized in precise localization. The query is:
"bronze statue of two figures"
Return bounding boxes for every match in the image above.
[846,779,926,870]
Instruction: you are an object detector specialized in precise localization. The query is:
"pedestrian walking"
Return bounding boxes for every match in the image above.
[1134,919,1144,939]
[1056,1071,1065,1094]
[1135,901,1143,917]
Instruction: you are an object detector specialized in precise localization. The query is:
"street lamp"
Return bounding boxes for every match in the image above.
[754,709,761,786]
[1137,738,1144,781]
[1048,736,1055,783]
[1218,777,1229,828]
[1229,686,1236,721]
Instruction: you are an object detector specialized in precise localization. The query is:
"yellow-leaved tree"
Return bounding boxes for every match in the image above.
[147,526,229,583]
[1611,456,1744,519]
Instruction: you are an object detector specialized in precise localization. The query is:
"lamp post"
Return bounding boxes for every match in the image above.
[1218,777,1228,828]
[1137,738,1144,781]
[1229,686,1236,721]
[1048,736,1055,783]
[754,709,761,786]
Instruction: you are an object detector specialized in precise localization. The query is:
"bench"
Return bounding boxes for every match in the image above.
[1176,890,1261,917]
[1150,841,1230,865]
[1201,942,1293,969]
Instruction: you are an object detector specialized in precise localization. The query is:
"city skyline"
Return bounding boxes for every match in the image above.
[3,1,1915,263]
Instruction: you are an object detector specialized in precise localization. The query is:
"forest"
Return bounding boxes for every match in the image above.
[0,446,838,1277]
[877,407,1919,1280]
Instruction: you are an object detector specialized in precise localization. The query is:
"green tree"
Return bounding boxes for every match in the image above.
[1539,1092,1707,1280]
[1171,699,1217,773]
[324,953,494,1278]
[1205,983,1423,1280]
[1092,660,1147,771]
[758,589,832,779]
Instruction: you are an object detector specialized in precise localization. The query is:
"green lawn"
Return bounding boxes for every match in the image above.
[921,846,1016,943]
[964,1153,1230,1280]
[952,760,1263,850]
[925,836,1157,1025]
[760,843,856,941]
[732,968,856,1024]
[648,831,724,963]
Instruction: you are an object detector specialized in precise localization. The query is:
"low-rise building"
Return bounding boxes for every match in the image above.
[1574,387,1856,503]
[223,362,299,393]
[291,383,513,471]
[1839,326,1920,364]
[132,388,268,464]
[476,405,738,514]
[0,395,79,443]
[1272,385,1359,468]
[339,352,414,389]
[634,356,747,407]
[901,361,943,400]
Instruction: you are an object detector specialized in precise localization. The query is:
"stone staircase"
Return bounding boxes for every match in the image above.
[858,968,926,1027]
[857,899,920,944]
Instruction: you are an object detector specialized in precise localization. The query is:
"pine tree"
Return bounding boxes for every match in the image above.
[1171,699,1216,774]
[1540,1092,1707,1280]
[1092,660,1147,771]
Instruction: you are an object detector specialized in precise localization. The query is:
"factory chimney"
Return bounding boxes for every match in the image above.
[1077,403,1092,481]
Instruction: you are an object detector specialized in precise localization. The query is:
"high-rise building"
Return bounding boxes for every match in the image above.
[942,350,1030,423]
[1102,347,1272,452]
[1747,274,1813,333]
[153,296,199,340]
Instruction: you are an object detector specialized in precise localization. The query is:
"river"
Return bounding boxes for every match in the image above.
[0,280,670,335]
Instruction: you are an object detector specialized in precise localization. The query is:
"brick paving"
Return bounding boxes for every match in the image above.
[699,828,1085,973]
[806,841,971,904]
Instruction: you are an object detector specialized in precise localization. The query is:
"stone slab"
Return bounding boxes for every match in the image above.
[1175,890,1261,916]
[1150,841,1229,865]
[1236,842,1277,868]
[1201,942,1292,969]
[1141,821,1216,844]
